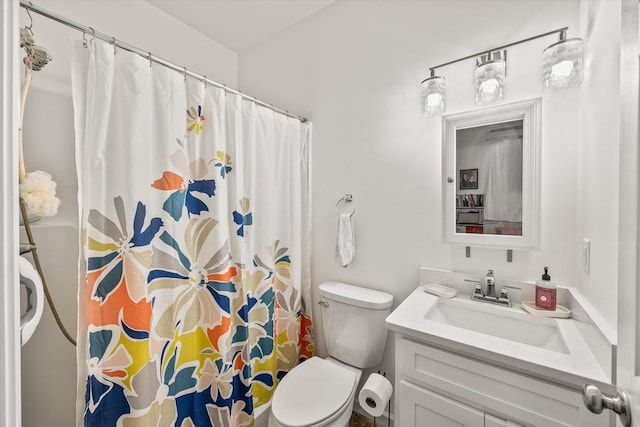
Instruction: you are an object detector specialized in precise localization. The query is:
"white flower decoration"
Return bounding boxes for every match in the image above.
[19,170,61,217]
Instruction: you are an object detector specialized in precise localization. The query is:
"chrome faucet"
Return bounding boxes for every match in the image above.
[470,269,511,307]
[485,269,496,298]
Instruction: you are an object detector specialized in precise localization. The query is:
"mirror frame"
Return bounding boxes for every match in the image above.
[443,98,541,250]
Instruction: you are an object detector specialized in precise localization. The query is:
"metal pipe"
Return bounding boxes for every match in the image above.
[429,26,569,73]
[19,0,308,123]
[19,198,76,346]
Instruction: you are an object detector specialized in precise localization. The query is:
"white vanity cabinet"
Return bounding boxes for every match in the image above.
[399,380,524,426]
[394,337,608,427]
[399,380,484,426]
[485,414,523,427]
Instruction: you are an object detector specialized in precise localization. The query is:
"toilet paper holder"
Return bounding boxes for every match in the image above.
[358,371,393,423]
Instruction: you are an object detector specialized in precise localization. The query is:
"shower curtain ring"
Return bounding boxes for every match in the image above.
[148,52,152,67]
[25,8,34,29]
[203,75,207,88]
[82,32,88,48]
[183,67,188,81]
[111,37,117,55]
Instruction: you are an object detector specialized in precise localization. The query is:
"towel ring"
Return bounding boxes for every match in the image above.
[336,194,356,217]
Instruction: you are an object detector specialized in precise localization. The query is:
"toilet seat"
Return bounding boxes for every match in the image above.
[271,357,357,427]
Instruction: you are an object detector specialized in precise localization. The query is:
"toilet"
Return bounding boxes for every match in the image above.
[269,281,393,427]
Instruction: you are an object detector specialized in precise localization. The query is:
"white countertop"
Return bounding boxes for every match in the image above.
[385,287,612,391]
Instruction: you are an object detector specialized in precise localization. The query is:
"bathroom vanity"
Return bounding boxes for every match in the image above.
[386,271,614,427]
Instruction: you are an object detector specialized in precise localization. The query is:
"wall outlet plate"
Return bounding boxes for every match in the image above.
[582,238,591,274]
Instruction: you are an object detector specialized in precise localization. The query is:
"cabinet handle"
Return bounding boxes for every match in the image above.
[582,383,632,426]
[447,177,454,183]
[318,301,329,308]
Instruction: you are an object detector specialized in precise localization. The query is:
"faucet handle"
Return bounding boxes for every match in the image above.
[474,283,484,297]
[465,279,484,298]
[498,287,511,305]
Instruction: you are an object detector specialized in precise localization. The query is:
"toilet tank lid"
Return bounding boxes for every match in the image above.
[319,281,393,309]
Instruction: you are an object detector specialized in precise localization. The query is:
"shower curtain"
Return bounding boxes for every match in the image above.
[483,138,523,223]
[71,39,314,427]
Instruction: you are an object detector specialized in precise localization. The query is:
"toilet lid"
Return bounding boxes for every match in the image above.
[271,357,356,427]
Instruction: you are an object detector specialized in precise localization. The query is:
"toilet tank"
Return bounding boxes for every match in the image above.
[319,281,393,369]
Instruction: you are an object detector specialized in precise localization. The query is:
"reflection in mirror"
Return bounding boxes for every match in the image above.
[456,120,523,236]
[443,98,541,250]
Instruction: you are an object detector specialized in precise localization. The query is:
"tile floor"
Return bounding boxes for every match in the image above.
[349,412,374,427]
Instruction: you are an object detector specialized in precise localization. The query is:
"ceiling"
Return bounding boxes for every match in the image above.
[146,0,336,53]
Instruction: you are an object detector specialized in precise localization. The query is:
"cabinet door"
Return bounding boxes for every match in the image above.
[399,380,484,427]
[485,414,523,427]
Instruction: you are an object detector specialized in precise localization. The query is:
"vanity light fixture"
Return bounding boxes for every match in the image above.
[421,27,582,116]
[421,69,446,116]
[474,50,507,105]
[542,30,584,88]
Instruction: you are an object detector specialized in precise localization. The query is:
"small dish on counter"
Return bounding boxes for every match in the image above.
[422,283,457,298]
[522,301,571,318]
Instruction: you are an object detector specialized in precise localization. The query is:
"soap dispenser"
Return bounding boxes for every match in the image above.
[535,267,557,310]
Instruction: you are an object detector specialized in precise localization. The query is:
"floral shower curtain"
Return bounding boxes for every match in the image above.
[71,39,313,427]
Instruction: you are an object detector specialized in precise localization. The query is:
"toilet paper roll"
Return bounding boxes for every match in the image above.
[358,373,393,418]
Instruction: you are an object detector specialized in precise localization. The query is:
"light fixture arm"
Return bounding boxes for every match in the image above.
[420,25,580,116]
[429,26,569,74]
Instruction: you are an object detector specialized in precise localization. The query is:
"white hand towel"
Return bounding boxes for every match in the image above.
[335,213,355,267]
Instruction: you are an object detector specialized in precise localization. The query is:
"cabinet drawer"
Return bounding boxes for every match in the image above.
[485,414,523,427]
[399,380,484,427]
[397,338,608,427]
[457,211,482,224]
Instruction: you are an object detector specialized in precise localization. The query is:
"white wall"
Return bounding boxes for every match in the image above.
[22,0,238,95]
[17,2,238,426]
[238,0,597,391]
[576,0,621,334]
[20,87,77,427]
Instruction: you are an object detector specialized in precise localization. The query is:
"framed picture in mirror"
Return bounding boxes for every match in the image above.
[459,168,478,190]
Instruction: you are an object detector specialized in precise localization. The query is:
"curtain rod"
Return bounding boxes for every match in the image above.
[19,0,308,123]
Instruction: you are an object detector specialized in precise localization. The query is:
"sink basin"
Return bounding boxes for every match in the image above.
[425,298,569,354]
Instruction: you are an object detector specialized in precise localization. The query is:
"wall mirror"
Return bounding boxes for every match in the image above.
[443,99,541,250]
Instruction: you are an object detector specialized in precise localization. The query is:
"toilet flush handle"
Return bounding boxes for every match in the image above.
[318,301,329,308]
